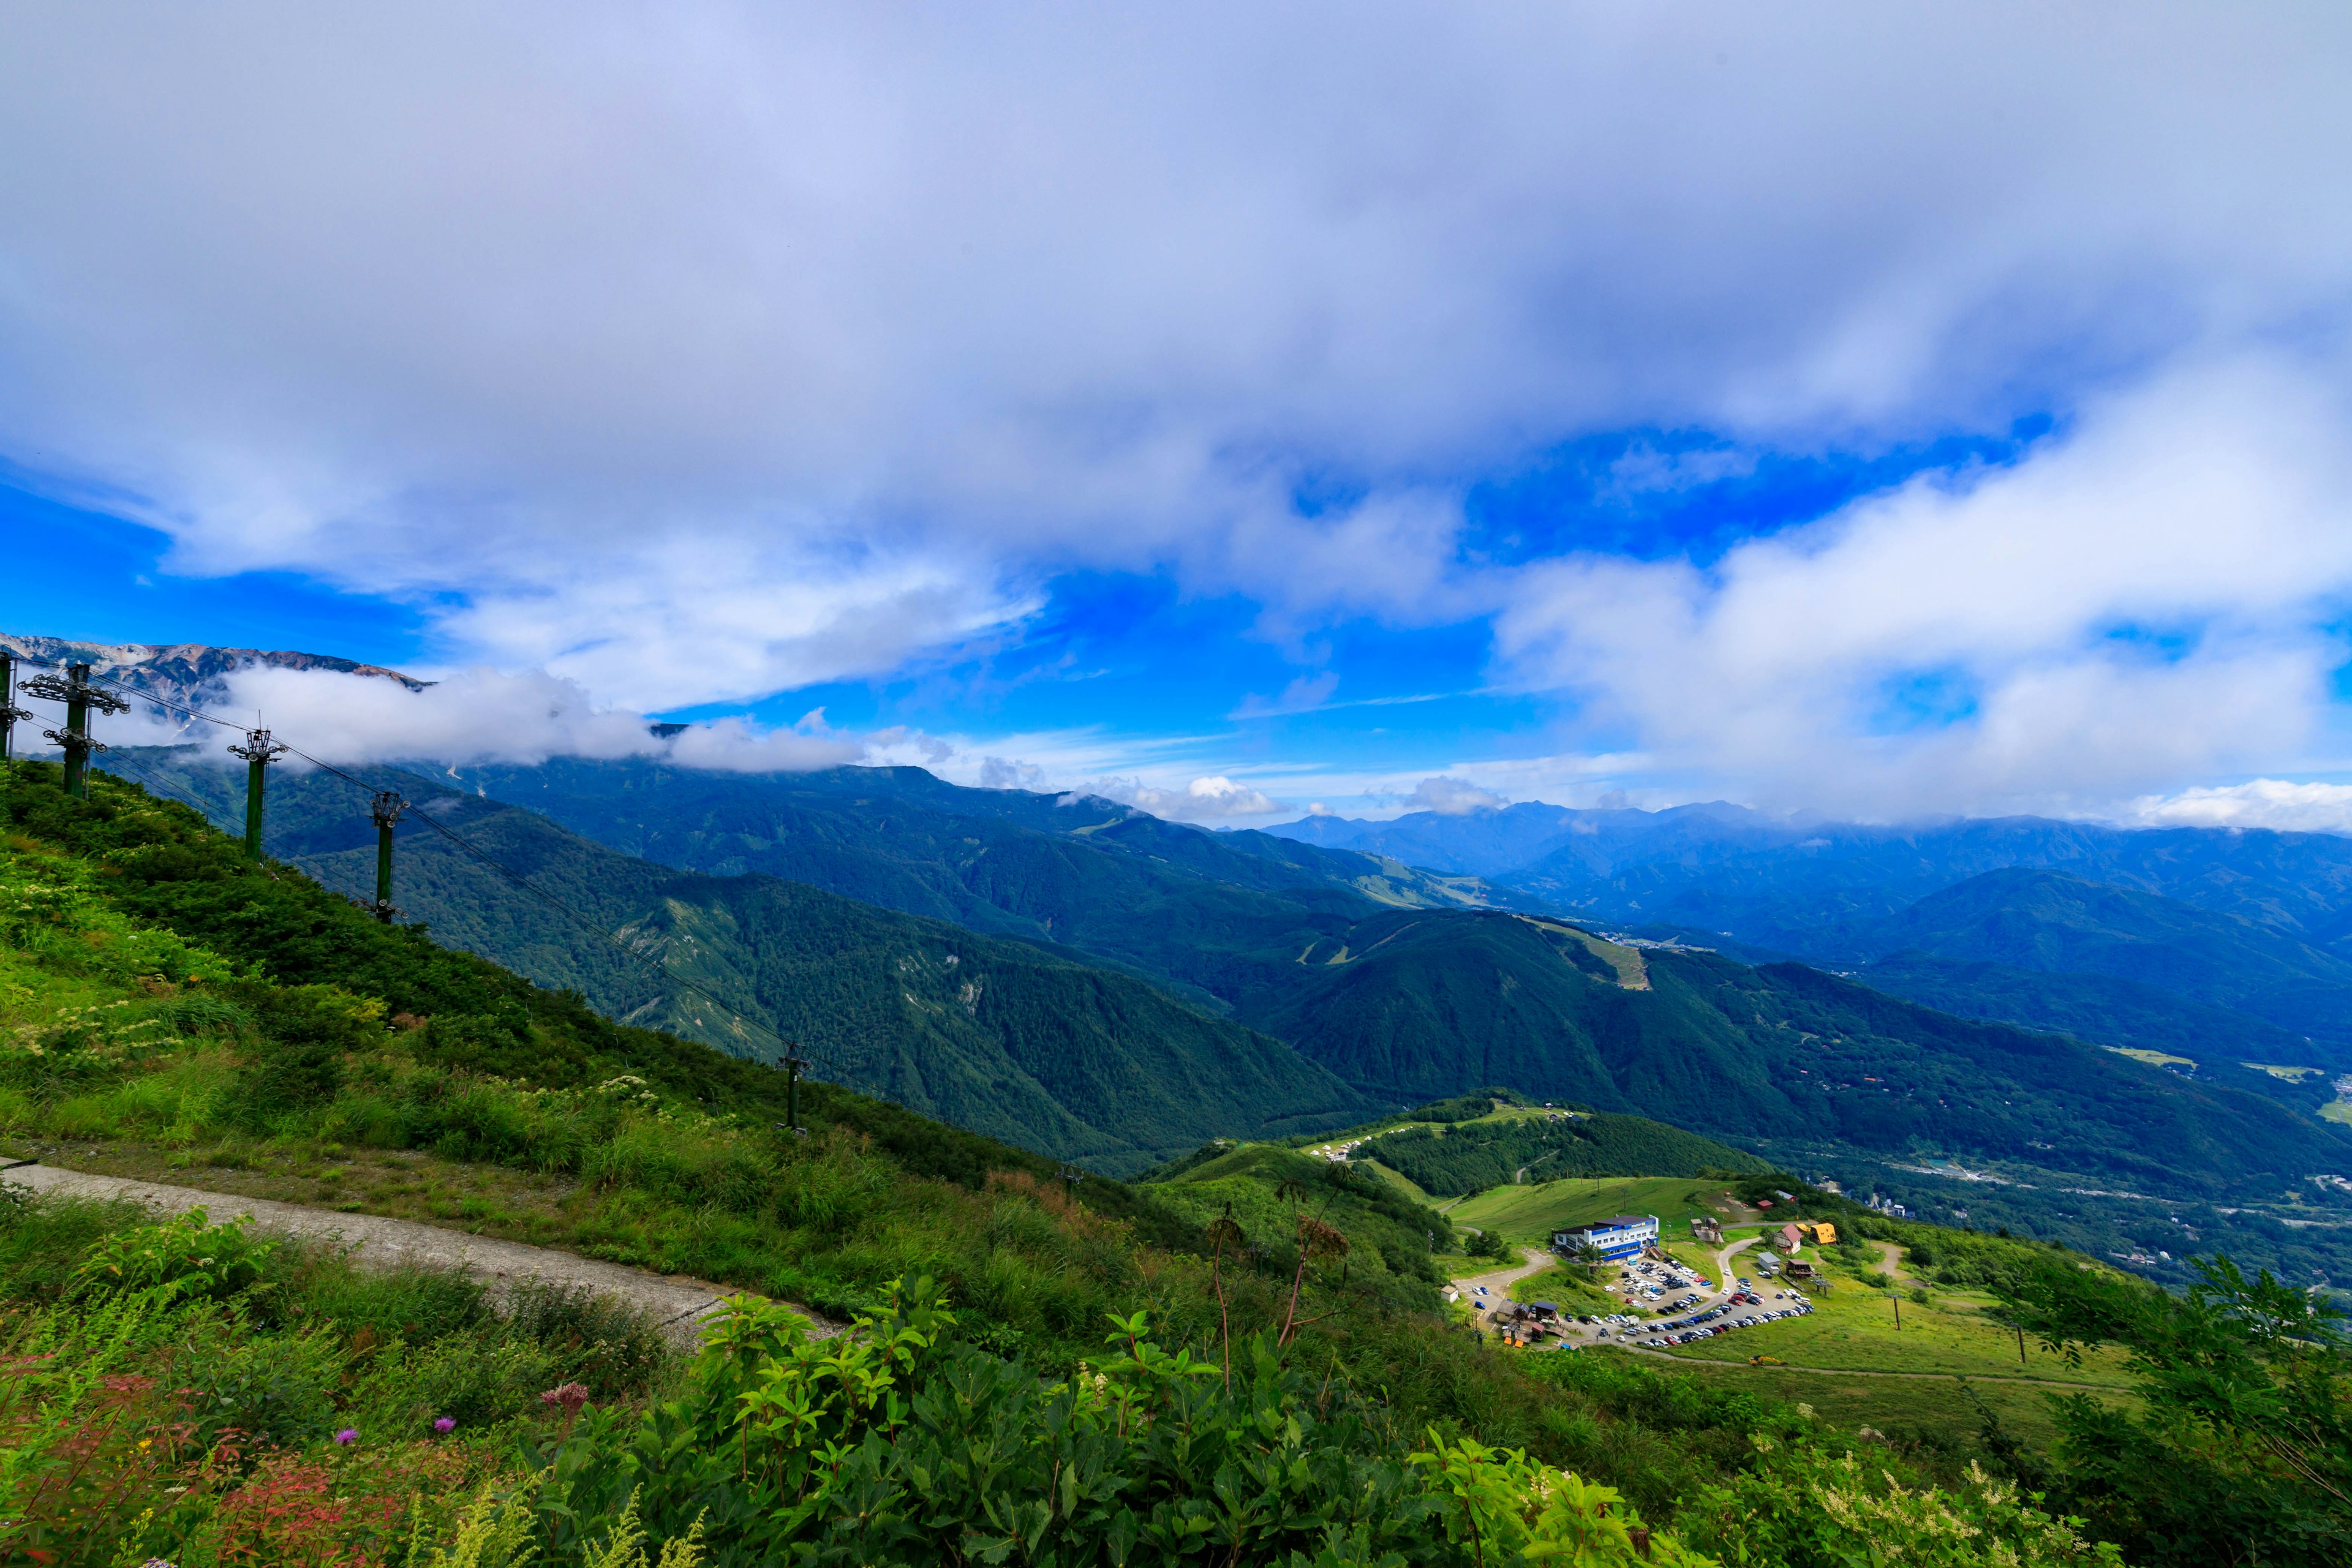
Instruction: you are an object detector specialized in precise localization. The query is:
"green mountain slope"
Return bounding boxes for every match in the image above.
[1832,868,2352,1061]
[104,753,1370,1172]
[98,748,2352,1215]
[1353,1112,1766,1198]
[1860,953,2340,1106]
[1240,908,2352,1199]
[454,757,1509,946]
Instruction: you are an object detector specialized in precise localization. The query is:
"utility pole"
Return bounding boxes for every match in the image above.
[0,653,31,763]
[369,790,407,921]
[21,663,130,797]
[227,725,289,861]
[778,1044,809,1134]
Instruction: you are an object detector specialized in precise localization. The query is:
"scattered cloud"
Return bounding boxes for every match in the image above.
[10,663,859,771]
[1231,671,1340,720]
[1401,775,1507,815]
[5,5,2351,712]
[1494,355,2352,816]
[2121,779,2352,835]
[1093,774,1284,822]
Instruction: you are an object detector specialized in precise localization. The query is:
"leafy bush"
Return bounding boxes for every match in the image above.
[182,1325,345,1446]
[71,1205,278,1305]
[524,1281,1715,1567]
[1688,1440,2121,1566]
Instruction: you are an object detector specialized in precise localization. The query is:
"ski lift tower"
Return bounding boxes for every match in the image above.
[227,726,290,861]
[20,663,130,797]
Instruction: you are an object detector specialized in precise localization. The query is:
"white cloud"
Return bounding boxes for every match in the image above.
[1094,775,1284,822]
[2122,780,2352,835]
[1401,775,1507,815]
[1494,355,2352,816]
[1231,671,1340,720]
[2,5,2350,705]
[58,663,864,770]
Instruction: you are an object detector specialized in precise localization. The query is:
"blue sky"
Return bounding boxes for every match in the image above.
[4,6,2351,829]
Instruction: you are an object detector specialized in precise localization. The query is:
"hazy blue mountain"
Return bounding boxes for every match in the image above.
[1826,869,2352,1056]
[1858,954,2335,1104]
[1499,812,2352,956]
[1267,802,1591,876]
[1328,807,2352,1070]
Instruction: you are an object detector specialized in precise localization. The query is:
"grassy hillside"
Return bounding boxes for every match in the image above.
[10,753,2223,1565]
[1139,1142,1461,1297]
[100,753,1371,1172]
[1450,1176,1736,1242]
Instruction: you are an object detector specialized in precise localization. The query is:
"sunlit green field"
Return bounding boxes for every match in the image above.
[1655,1273,2136,1387]
[1449,1175,1728,1242]
[1630,1353,2138,1452]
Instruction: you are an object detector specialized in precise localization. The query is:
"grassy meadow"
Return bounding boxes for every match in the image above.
[1450,1175,1732,1243]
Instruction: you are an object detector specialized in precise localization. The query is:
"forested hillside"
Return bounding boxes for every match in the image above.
[1281,801,2352,1072]
[1354,1113,1765,1198]
[76,755,1373,1172]
[1237,907,2352,1197]
[99,747,2352,1284]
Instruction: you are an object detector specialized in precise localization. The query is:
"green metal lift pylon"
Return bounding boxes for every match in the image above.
[20,663,130,797]
[227,726,290,861]
[0,653,32,764]
[370,790,407,921]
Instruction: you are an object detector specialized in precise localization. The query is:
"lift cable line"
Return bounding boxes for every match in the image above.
[2,649,883,1101]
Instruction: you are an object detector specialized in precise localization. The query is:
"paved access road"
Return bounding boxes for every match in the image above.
[3,1163,839,1349]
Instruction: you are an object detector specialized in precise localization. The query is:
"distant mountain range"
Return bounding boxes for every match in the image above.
[1270,804,2352,1071]
[94,744,2351,1208]
[21,637,2352,1253]
[0,632,427,704]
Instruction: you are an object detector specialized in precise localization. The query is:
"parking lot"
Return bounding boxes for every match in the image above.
[1469,1234,1823,1351]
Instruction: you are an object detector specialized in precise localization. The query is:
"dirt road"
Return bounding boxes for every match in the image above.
[1449,1246,1559,1319]
[2,1162,837,1348]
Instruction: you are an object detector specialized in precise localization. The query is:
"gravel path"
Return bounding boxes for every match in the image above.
[2,1162,839,1349]
[1449,1246,1557,1301]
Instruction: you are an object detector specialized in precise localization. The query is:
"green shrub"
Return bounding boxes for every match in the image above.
[183,1325,345,1447]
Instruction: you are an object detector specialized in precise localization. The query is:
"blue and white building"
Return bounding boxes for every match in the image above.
[1550,1214,1659,1261]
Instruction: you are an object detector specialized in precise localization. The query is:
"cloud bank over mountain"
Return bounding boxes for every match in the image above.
[3,3,2350,820]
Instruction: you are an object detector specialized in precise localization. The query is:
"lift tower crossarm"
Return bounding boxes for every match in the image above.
[21,663,130,796]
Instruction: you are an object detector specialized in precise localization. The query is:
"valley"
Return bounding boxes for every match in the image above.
[86,738,2352,1289]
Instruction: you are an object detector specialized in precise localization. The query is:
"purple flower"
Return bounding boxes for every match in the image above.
[333,1428,358,1446]
[539,1382,590,1414]
[432,1416,456,1434]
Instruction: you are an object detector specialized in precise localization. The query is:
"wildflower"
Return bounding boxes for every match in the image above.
[334,1428,358,1445]
[540,1382,590,1413]
[433,1416,456,1434]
